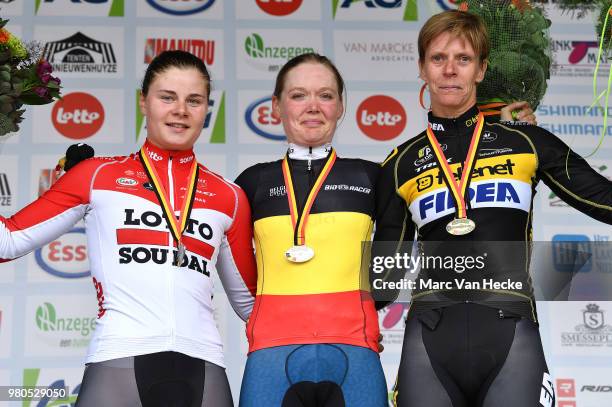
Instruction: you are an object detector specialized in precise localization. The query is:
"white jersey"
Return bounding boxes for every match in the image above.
[0,141,257,367]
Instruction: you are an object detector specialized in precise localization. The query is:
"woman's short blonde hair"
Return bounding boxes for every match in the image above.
[418,10,489,63]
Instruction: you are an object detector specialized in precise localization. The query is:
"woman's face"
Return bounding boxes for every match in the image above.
[139,66,209,151]
[419,32,486,118]
[273,62,343,147]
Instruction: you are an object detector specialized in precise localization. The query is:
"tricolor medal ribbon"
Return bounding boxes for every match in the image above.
[425,112,484,235]
[139,147,199,266]
[281,149,337,263]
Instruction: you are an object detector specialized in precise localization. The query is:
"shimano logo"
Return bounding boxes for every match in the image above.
[418,181,521,220]
[478,148,513,158]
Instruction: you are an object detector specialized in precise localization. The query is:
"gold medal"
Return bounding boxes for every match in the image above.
[285,245,315,263]
[446,218,476,236]
[426,112,484,236]
[281,149,336,263]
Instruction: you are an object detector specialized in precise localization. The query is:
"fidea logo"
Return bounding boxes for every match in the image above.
[244,33,314,60]
[35,302,96,337]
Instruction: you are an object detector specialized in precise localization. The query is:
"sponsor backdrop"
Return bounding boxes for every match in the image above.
[0,0,610,405]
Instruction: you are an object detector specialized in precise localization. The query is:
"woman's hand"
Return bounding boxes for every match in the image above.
[500,101,537,125]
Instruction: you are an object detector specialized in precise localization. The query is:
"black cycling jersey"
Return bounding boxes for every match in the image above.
[375,105,612,320]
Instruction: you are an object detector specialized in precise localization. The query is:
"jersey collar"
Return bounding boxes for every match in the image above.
[287,143,333,160]
[427,105,481,137]
[141,139,196,169]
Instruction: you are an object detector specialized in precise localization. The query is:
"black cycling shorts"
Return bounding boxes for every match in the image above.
[393,303,555,407]
[75,351,233,407]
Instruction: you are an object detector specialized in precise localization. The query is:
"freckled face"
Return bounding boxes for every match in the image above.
[419,32,486,118]
[139,67,209,151]
[272,62,344,147]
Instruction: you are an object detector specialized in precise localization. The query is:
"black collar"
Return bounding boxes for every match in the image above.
[427,105,481,137]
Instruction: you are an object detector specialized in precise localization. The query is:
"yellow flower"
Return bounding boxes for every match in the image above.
[6,34,26,59]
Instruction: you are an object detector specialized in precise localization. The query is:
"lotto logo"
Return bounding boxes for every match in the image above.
[356,95,406,141]
[52,92,104,140]
[256,0,302,16]
[148,151,163,161]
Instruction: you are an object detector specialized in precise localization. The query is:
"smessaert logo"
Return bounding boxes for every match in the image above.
[256,0,302,16]
[52,92,105,139]
[356,95,406,141]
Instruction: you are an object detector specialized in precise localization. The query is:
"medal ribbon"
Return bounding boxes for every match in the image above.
[281,149,337,246]
[139,147,199,249]
[425,112,484,219]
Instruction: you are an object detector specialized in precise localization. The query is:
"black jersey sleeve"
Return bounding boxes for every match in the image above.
[530,127,612,224]
[234,164,263,211]
[372,148,416,309]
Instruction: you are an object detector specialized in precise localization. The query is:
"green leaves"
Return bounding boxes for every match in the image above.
[463,0,552,108]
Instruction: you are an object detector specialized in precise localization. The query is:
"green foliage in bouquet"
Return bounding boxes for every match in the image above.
[0,18,61,137]
[555,1,612,54]
[460,0,552,109]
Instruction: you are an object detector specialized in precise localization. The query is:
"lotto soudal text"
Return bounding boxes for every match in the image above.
[117,209,214,276]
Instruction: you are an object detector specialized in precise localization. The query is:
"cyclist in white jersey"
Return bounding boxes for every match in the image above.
[0,50,257,407]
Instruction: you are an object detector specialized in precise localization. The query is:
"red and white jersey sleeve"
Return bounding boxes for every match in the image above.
[0,141,257,368]
[0,158,100,261]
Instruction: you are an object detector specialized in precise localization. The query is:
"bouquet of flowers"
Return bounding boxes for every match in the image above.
[0,18,61,137]
[459,0,552,111]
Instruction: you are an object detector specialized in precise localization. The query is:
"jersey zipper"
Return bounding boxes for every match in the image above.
[167,156,176,346]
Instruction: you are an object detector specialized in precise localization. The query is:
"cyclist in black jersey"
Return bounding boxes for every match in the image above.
[374,10,612,407]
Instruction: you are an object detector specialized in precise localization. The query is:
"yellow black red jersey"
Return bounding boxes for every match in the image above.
[375,105,612,320]
[235,153,380,353]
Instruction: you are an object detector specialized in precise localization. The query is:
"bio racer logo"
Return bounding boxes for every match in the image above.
[256,0,302,16]
[52,92,104,140]
[356,95,406,141]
